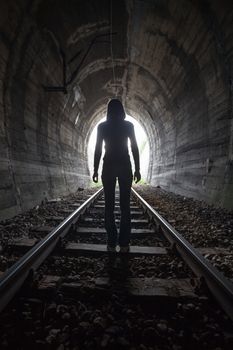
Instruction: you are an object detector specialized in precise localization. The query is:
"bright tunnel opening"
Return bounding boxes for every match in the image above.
[87,115,150,184]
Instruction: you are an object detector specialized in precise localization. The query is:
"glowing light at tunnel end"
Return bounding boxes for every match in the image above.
[87,115,149,184]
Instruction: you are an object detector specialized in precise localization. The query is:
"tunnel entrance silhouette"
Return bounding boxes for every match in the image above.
[87,115,150,184]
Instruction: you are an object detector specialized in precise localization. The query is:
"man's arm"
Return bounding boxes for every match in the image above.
[129,124,141,183]
[93,125,103,183]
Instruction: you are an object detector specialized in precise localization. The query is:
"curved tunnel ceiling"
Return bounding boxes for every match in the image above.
[34,1,229,109]
[0,0,233,219]
[34,0,232,151]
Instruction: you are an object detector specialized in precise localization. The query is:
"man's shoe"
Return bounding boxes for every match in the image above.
[107,245,116,253]
[120,246,130,253]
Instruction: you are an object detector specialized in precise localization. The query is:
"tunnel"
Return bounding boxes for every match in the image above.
[0,0,233,220]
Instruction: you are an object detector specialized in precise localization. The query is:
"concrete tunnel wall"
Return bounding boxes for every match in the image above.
[0,0,233,220]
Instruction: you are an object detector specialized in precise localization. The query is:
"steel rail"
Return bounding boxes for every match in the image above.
[0,187,103,313]
[132,187,233,321]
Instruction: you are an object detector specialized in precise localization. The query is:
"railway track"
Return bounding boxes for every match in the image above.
[0,187,233,349]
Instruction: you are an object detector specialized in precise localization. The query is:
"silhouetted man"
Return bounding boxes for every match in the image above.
[93,99,141,253]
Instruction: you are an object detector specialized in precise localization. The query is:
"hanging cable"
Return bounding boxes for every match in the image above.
[110,0,117,96]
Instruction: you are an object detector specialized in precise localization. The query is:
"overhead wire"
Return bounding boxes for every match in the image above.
[110,0,117,96]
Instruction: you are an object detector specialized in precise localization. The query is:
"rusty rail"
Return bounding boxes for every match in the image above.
[132,187,233,321]
[0,187,103,313]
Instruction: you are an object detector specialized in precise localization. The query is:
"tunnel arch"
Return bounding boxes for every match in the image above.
[84,103,154,183]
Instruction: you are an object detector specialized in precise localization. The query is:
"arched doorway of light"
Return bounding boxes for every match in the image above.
[87,114,150,184]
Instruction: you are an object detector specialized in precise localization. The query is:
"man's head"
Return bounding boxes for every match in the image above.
[107,99,126,121]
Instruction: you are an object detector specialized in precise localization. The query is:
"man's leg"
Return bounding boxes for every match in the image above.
[102,168,117,248]
[118,167,133,248]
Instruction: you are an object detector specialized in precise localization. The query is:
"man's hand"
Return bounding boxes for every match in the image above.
[134,170,141,183]
[92,171,98,183]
